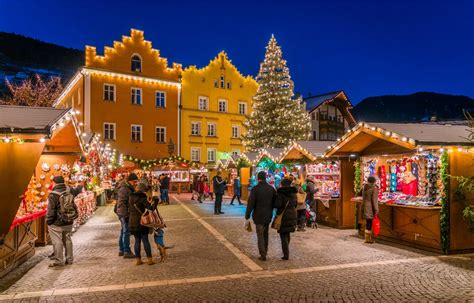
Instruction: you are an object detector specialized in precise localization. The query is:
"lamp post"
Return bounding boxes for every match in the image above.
[167,138,175,156]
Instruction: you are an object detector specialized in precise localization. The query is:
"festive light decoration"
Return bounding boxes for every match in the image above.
[243,35,310,150]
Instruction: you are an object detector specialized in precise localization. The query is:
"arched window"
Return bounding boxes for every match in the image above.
[131,54,142,72]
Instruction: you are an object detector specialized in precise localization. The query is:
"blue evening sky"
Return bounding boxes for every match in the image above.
[0,0,472,103]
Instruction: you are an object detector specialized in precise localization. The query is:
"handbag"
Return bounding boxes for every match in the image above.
[296,192,306,205]
[134,203,166,228]
[373,213,380,236]
[271,200,290,230]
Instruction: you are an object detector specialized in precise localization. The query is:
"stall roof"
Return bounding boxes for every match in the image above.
[0,105,70,134]
[296,141,336,156]
[325,122,473,157]
[369,122,471,145]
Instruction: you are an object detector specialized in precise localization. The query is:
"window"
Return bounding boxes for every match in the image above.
[155,91,166,108]
[131,125,142,142]
[220,76,225,88]
[238,102,247,115]
[103,123,116,140]
[103,84,115,101]
[131,88,142,105]
[207,123,216,137]
[191,148,201,162]
[155,127,166,143]
[207,148,216,162]
[131,54,142,72]
[232,149,240,157]
[232,125,240,138]
[214,80,218,88]
[191,122,201,136]
[198,96,208,111]
[227,82,232,89]
[218,99,227,112]
[312,131,317,141]
[311,112,316,120]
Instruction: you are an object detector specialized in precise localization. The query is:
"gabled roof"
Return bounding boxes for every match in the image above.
[296,140,337,156]
[0,105,70,134]
[304,91,351,112]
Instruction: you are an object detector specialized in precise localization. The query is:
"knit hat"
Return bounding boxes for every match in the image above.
[53,175,64,184]
[127,173,139,182]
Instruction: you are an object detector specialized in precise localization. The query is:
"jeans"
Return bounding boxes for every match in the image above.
[230,194,241,204]
[297,209,306,229]
[255,224,269,258]
[366,219,373,231]
[280,232,291,259]
[214,193,223,213]
[134,233,152,258]
[119,217,131,253]
[160,189,169,202]
[48,224,73,264]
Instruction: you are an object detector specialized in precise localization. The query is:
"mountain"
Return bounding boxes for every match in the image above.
[0,32,84,95]
[352,92,474,122]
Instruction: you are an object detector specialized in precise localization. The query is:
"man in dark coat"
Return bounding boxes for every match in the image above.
[230,176,242,205]
[46,176,79,267]
[116,173,139,258]
[275,178,298,260]
[160,174,170,204]
[245,171,276,261]
[213,171,226,215]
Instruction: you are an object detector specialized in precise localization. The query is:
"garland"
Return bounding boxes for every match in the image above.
[354,159,361,229]
[440,152,450,254]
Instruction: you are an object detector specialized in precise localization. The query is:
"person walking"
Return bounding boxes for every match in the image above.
[295,181,307,231]
[46,176,79,267]
[129,182,157,265]
[230,176,243,205]
[245,171,276,261]
[115,173,139,258]
[362,176,379,244]
[213,171,226,214]
[275,178,298,260]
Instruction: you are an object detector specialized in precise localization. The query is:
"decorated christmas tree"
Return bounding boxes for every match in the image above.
[244,35,310,150]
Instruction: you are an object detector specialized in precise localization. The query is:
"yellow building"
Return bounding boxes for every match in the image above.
[54,29,182,160]
[181,52,257,166]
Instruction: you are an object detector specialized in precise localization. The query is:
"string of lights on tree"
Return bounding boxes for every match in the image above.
[243,35,310,151]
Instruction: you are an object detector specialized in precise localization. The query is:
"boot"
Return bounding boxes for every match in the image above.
[135,258,143,265]
[147,257,155,265]
[364,230,373,244]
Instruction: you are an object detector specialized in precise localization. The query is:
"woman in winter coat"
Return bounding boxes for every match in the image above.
[275,178,298,260]
[129,182,158,265]
[305,176,318,209]
[362,176,379,244]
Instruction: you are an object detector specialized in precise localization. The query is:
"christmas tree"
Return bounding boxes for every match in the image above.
[244,35,310,150]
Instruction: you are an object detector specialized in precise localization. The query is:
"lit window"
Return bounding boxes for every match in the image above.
[131,125,142,142]
[191,148,201,162]
[104,123,116,140]
[207,148,216,162]
[131,55,142,72]
[103,84,115,101]
[198,96,208,111]
[155,127,166,143]
[218,99,227,112]
[155,91,166,108]
[207,123,216,137]
[191,122,201,136]
[238,102,247,115]
[232,125,240,138]
[131,88,142,105]
[220,76,225,89]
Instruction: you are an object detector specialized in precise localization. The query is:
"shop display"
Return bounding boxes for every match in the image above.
[73,191,96,229]
[306,162,341,198]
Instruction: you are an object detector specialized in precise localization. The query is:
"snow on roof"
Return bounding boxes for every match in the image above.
[0,105,70,134]
[369,122,472,145]
[296,140,337,156]
[303,91,344,112]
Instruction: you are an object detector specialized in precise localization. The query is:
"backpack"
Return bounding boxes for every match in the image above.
[52,188,78,225]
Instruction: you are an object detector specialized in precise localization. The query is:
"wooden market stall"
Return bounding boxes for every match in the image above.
[280,141,357,229]
[151,156,203,194]
[0,106,86,277]
[325,122,474,254]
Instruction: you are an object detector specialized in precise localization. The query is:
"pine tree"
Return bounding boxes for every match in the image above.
[244,35,310,151]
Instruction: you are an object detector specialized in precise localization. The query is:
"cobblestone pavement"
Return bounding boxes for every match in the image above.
[0,194,473,302]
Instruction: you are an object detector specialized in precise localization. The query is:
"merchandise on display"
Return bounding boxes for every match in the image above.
[306,162,341,198]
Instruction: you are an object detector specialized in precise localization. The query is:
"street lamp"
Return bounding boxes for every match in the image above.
[167,138,175,156]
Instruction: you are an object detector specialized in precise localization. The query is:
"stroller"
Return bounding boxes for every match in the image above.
[305,204,318,229]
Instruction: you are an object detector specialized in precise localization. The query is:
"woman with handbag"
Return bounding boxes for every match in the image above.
[129,182,158,265]
[362,176,379,244]
[275,178,298,260]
